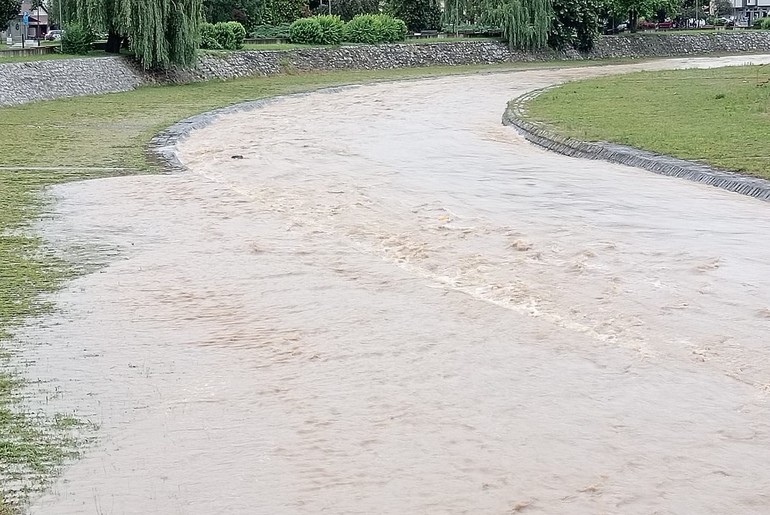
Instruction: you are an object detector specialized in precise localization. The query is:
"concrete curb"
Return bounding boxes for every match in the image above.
[502,89,770,202]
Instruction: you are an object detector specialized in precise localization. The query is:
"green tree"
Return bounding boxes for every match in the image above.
[258,0,307,24]
[203,0,262,28]
[604,0,680,31]
[1,0,20,28]
[549,0,600,51]
[480,0,551,50]
[441,0,485,29]
[711,0,731,16]
[56,0,201,68]
[385,0,441,32]
[440,0,551,49]
[312,0,379,21]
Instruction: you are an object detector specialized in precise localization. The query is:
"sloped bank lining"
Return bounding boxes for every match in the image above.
[503,89,770,202]
[5,33,770,107]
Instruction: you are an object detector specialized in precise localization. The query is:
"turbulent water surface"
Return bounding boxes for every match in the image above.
[25,56,770,514]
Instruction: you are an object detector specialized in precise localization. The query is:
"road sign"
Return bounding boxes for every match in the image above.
[22,12,29,25]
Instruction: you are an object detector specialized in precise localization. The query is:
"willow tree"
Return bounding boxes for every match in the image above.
[444,0,551,50]
[2,0,21,28]
[54,0,201,68]
[480,0,550,50]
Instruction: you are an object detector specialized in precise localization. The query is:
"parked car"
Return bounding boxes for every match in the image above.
[45,30,63,41]
[601,19,629,35]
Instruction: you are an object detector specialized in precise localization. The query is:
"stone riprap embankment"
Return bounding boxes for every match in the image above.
[0,57,144,106]
[589,31,770,58]
[168,32,770,82]
[160,41,560,82]
[3,32,770,106]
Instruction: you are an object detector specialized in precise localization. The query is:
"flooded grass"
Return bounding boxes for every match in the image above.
[524,64,770,179]
[0,170,111,512]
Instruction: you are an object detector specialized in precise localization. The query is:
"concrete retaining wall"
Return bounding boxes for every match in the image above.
[3,32,770,106]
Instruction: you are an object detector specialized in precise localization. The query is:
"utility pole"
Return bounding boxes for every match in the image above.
[695,0,699,28]
[454,0,459,37]
[58,0,62,50]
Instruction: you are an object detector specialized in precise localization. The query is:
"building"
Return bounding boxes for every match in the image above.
[731,0,770,23]
[2,1,51,43]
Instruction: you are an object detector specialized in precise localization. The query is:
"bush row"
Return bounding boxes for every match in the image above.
[289,14,407,45]
[754,17,770,30]
[251,23,292,39]
[200,21,247,50]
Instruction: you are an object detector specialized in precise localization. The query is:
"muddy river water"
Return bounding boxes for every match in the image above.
[25,56,770,514]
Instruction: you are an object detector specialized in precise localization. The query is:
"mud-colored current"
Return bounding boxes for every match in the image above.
[24,56,770,514]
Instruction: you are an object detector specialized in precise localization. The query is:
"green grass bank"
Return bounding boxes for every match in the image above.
[524,64,770,179]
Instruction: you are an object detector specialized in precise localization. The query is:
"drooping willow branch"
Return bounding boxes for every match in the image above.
[56,0,201,68]
[443,0,551,50]
[480,0,551,50]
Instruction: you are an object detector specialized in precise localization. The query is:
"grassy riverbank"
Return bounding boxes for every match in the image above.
[0,59,628,512]
[524,64,770,179]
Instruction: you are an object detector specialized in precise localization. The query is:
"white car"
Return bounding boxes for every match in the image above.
[45,30,63,41]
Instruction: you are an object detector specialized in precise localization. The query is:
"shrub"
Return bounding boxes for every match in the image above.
[760,17,770,30]
[215,21,246,49]
[344,14,407,44]
[200,22,222,49]
[289,17,323,44]
[344,14,379,43]
[251,23,292,39]
[316,15,345,44]
[61,23,94,55]
[384,17,408,42]
[201,21,246,50]
[227,21,247,47]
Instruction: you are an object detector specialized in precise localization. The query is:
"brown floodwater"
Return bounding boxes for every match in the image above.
[24,56,770,514]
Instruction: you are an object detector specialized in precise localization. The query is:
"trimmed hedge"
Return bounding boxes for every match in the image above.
[289,18,324,44]
[289,15,345,45]
[316,15,345,45]
[344,14,407,44]
[200,22,221,49]
[200,21,247,50]
[286,14,410,45]
[251,23,292,39]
